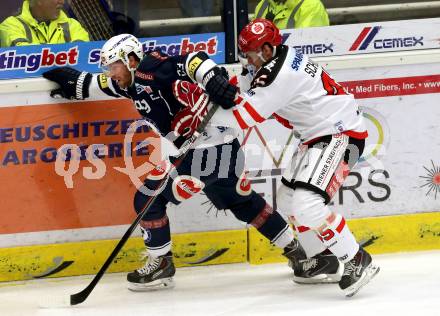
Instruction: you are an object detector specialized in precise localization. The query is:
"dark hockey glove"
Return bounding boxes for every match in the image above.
[203,67,238,110]
[219,66,229,80]
[42,67,92,100]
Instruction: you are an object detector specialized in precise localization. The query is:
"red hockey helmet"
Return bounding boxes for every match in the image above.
[238,18,282,54]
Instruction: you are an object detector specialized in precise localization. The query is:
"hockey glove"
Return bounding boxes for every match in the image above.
[42,67,92,100]
[202,67,238,110]
[171,80,209,137]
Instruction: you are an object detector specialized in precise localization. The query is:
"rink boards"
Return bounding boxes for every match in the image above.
[1,49,440,281]
[1,211,439,282]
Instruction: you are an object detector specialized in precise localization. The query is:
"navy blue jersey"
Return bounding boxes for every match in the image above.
[100,51,191,136]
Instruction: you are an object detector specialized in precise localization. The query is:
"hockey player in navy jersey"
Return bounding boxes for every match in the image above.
[42,34,342,291]
[170,19,381,297]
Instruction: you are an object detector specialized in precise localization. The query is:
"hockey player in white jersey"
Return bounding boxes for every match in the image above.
[183,18,380,297]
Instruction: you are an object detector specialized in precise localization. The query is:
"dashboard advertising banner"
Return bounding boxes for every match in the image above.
[282,18,440,57]
[0,32,225,80]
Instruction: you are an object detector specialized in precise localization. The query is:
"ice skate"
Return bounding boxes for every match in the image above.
[127,251,176,291]
[339,247,380,297]
[282,239,308,264]
[292,251,343,284]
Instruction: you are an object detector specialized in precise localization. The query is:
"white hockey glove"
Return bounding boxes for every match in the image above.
[42,67,92,100]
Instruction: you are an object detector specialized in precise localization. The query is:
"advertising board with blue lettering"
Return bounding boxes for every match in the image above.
[0,32,225,80]
[282,18,440,57]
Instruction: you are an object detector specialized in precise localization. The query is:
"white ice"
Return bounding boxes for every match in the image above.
[1,251,439,316]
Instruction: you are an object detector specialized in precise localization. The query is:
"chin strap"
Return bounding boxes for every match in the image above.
[257,51,266,63]
[126,61,137,86]
[272,46,277,58]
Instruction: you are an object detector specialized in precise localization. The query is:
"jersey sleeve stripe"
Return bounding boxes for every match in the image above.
[273,113,294,129]
[243,102,265,123]
[233,109,249,129]
[229,75,239,86]
[335,217,346,233]
[296,225,311,233]
[234,95,244,105]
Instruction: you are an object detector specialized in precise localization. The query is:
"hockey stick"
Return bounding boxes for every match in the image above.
[67,103,220,306]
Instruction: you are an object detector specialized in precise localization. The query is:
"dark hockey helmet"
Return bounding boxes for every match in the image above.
[238,18,282,54]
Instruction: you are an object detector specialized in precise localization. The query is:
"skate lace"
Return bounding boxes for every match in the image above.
[137,250,161,275]
[302,258,318,272]
[343,259,356,276]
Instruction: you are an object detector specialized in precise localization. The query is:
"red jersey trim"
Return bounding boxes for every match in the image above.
[233,109,249,129]
[243,102,265,123]
[273,113,294,129]
[343,130,368,139]
[229,75,238,86]
[296,226,310,233]
[336,217,346,233]
[303,130,368,145]
[234,95,243,105]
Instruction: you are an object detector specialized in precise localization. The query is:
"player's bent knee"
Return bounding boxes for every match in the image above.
[229,193,266,223]
[290,188,331,228]
[133,189,167,221]
[276,184,295,216]
[134,190,148,214]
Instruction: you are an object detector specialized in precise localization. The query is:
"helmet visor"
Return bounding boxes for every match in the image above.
[101,60,126,77]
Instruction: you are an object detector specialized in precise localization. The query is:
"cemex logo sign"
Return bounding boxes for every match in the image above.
[281,33,334,55]
[350,26,424,51]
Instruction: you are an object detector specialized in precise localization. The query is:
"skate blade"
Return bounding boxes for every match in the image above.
[127,277,175,292]
[294,273,341,284]
[294,259,344,284]
[344,264,380,297]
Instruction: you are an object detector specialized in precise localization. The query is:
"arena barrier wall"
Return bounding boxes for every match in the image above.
[1,48,440,282]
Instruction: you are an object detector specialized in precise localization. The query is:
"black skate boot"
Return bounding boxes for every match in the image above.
[127,251,176,291]
[292,251,343,284]
[339,247,380,297]
[282,239,307,266]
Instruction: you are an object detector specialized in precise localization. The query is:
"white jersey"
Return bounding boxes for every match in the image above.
[211,45,367,143]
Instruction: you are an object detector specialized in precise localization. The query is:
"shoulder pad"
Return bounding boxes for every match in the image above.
[148,50,169,60]
[135,53,177,86]
[138,51,167,71]
[251,45,288,88]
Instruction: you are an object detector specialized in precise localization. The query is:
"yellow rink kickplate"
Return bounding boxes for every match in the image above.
[1,212,439,281]
[0,229,247,282]
[248,212,440,264]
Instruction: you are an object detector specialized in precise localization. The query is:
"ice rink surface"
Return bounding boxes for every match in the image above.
[1,251,439,316]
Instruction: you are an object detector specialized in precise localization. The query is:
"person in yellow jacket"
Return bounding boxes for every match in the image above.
[254,0,329,29]
[0,0,89,47]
